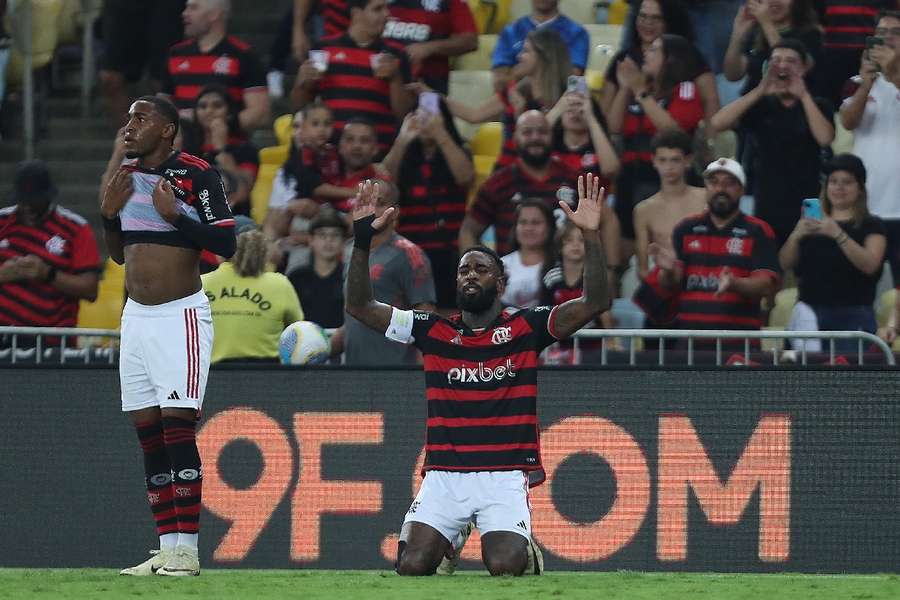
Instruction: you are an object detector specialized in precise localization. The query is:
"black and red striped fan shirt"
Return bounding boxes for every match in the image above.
[321,0,351,37]
[397,157,468,252]
[0,206,101,327]
[383,0,477,93]
[313,33,412,153]
[407,306,560,476]
[672,212,780,330]
[162,35,267,111]
[469,157,579,256]
[822,0,888,49]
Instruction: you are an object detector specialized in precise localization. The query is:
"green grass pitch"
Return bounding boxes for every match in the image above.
[1,570,899,599]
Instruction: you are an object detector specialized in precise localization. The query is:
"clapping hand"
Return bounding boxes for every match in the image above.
[716,266,734,296]
[648,242,677,272]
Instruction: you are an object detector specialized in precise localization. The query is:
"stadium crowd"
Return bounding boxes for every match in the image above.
[1,0,900,365]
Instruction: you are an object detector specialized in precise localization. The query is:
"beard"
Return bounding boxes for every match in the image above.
[518,144,551,168]
[456,283,498,313]
[708,192,740,218]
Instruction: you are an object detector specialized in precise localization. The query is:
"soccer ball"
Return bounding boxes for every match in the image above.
[279,321,330,365]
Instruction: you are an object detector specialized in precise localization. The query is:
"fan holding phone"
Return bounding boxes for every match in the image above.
[778,154,887,352]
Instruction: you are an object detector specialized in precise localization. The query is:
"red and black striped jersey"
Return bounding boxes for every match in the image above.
[321,0,351,37]
[469,158,579,255]
[0,205,101,327]
[822,0,887,49]
[621,82,703,165]
[383,0,477,93]
[162,35,267,110]
[396,153,468,252]
[119,151,235,249]
[672,212,780,330]
[312,33,412,153]
[551,137,612,192]
[401,306,560,475]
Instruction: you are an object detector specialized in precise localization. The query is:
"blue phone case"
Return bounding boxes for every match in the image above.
[802,199,822,220]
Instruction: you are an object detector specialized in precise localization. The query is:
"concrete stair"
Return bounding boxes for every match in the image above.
[1,1,284,238]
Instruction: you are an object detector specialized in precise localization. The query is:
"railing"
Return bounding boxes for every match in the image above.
[572,329,896,366]
[0,326,119,364]
[2,327,895,367]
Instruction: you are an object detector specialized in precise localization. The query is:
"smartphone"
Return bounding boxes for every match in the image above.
[418,91,440,117]
[802,198,823,221]
[866,36,885,49]
[567,75,587,95]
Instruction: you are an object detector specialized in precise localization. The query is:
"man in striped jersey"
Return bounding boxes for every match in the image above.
[346,174,610,576]
[101,96,236,577]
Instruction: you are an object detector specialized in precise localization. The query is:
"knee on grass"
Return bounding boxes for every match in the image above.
[397,549,441,576]
[483,547,527,576]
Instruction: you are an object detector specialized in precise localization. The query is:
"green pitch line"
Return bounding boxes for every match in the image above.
[0,570,898,600]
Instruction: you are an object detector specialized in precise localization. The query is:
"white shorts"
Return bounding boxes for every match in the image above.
[119,289,213,412]
[403,470,531,544]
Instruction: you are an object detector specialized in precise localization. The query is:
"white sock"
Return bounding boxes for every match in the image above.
[177,533,199,551]
[160,533,178,550]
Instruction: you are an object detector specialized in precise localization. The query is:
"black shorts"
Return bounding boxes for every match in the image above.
[100,0,186,82]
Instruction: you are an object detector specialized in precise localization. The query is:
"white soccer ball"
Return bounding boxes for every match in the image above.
[279,321,330,365]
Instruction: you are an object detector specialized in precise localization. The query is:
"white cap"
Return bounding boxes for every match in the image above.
[703,157,746,187]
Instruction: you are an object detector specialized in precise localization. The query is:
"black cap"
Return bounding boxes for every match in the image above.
[823,153,867,185]
[13,160,58,204]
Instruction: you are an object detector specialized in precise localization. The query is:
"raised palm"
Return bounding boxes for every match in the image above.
[560,174,605,231]
[351,179,394,230]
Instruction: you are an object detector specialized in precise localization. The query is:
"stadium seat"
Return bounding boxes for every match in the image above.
[768,287,798,329]
[251,163,280,224]
[453,34,498,71]
[259,144,289,167]
[448,70,497,140]
[586,70,604,91]
[273,113,294,147]
[588,43,615,75]
[507,0,532,21]
[469,122,502,158]
[608,0,629,25]
[470,154,498,204]
[585,24,623,53]
[832,119,854,155]
[468,0,511,34]
[77,259,126,333]
[4,0,64,87]
[560,0,600,24]
[876,289,900,351]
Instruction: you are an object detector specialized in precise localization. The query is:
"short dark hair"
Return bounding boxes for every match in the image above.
[878,9,900,23]
[772,38,810,64]
[308,209,348,236]
[134,95,180,139]
[461,245,505,278]
[651,128,694,155]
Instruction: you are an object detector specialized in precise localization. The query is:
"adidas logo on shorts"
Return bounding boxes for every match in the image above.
[516,520,527,531]
[167,391,180,400]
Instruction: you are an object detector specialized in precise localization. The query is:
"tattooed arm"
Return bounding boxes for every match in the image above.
[344,180,395,333]
[551,174,611,339]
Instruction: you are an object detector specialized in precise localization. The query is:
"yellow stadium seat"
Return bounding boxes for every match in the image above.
[469,154,498,205]
[251,163,280,225]
[468,0,511,34]
[833,119,854,156]
[876,289,900,351]
[5,0,64,87]
[768,287,798,329]
[274,113,294,147]
[259,144,289,167]
[77,259,126,333]
[586,69,604,91]
[609,0,629,25]
[469,122,502,158]
[454,34,498,71]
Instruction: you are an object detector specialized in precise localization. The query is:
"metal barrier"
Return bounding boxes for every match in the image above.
[0,326,119,364]
[572,329,897,366]
[2,326,895,366]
